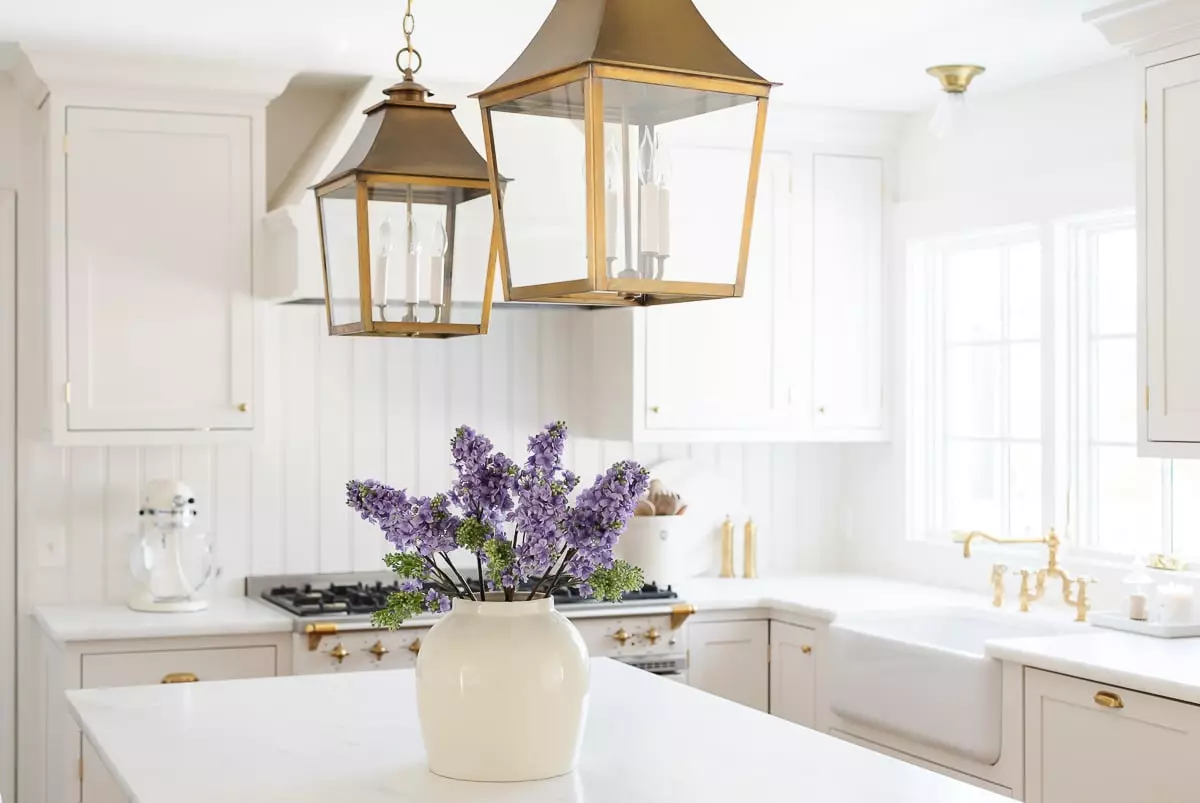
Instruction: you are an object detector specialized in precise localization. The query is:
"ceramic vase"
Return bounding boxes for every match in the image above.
[415,593,589,781]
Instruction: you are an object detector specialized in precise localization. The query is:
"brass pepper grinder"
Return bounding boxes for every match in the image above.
[744,518,758,579]
[719,516,736,578]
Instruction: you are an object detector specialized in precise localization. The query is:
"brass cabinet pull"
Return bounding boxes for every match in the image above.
[407,638,421,655]
[1094,691,1124,709]
[161,672,199,684]
[237,403,249,413]
[801,645,813,655]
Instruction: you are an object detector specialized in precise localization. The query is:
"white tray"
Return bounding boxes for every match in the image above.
[1090,611,1200,638]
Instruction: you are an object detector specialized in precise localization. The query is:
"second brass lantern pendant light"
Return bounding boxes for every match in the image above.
[476,0,777,306]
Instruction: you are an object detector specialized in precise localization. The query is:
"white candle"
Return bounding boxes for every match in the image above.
[373,253,389,306]
[640,184,659,254]
[606,189,618,260]
[429,256,444,306]
[1159,583,1195,624]
[405,248,419,302]
[657,186,671,258]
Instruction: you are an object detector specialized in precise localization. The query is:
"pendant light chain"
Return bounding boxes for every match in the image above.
[396,0,423,77]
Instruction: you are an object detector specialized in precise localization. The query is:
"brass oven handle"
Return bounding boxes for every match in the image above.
[368,641,390,660]
[644,627,661,645]
[1094,691,1124,709]
[330,643,350,663]
[408,638,422,655]
[611,628,630,646]
[161,672,199,684]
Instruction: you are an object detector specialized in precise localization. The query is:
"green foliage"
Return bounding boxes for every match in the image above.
[383,551,429,580]
[456,516,491,552]
[588,560,644,602]
[371,590,425,630]
[482,538,517,587]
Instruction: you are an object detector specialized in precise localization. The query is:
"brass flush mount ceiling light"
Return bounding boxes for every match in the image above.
[475,0,778,307]
[312,0,499,337]
[926,64,985,140]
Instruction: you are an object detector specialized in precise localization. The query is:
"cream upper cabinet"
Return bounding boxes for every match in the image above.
[687,620,769,712]
[1025,668,1200,803]
[811,154,884,433]
[1142,48,1200,455]
[62,108,255,438]
[768,621,817,728]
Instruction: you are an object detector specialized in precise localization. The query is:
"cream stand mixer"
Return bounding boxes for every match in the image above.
[128,480,214,612]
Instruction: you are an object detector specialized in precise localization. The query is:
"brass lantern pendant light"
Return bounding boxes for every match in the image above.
[312,0,499,337]
[476,0,777,306]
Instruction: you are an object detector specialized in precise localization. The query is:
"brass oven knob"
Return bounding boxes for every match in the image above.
[408,638,422,655]
[368,641,390,661]
[644,627,661,645]
[611,628,630,646]
[330,643,350,664]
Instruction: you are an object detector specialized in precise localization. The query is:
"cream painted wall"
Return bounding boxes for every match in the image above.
[837,57,1161,607]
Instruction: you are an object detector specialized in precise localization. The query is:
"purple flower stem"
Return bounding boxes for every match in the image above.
[526,548,576,601]
[422,556,461,597]
[476,553,485,600]
[438,552,476,601]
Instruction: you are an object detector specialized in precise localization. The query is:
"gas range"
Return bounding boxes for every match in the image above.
[248,571,687,629]
[246,571,694,679]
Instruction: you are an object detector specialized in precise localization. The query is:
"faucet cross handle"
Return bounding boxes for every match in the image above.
[1073,576,1097,623]
[990,564,1008,608]
[1014,568,1037,613]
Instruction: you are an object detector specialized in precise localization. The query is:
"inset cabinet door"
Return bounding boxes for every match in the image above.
[64,107,255,433]
[811,154,884,432]
[687,619,769,711]
[1025,668,1200,803]
[769,621,816,728]
[1145,52,1200,447]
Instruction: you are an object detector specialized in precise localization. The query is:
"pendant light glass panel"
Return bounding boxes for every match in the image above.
[485,81,589,295]
[599,79,759,289]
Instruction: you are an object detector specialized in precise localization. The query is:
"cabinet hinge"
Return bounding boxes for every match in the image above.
[78,756,83,780]
[767,642,772,664]
[64,382,71,405]
[1144,101,1149,124]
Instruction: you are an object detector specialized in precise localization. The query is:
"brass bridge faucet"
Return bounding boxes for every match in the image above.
[954,528,1096,622]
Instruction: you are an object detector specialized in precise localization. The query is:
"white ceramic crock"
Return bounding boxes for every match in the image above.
[415,593,589,782]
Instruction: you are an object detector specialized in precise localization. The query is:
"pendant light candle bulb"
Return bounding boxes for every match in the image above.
[655,134,672,258]
[605,141,621,259]
[374,218,394,306]
[429,219,448,306]
[638,128,659,255]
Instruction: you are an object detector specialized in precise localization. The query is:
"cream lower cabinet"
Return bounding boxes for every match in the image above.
[1025,668,1200,803]
[687,620,769,712]
[768,621,816,728]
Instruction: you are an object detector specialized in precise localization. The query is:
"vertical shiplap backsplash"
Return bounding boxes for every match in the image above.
[25,304,841,607]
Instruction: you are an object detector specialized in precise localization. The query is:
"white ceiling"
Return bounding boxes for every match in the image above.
[3,0,1119,110]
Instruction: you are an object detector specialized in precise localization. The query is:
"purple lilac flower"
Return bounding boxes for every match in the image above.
[511,423,580,581]
[424,588,451,613]
[399,578,423,593]
[449,426,518,524]
[384,493,461,557]
[564,460,650,581]
[346,480,408,527]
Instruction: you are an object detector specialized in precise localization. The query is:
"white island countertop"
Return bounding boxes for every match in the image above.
[35,598,294,643]
[68,658,1006,803]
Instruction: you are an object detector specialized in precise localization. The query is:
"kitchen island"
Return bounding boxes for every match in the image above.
[68,658,1005,803]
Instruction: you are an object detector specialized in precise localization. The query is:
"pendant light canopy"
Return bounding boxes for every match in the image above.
[475,0,777,306]
[926,64,985,140]
[312,1,499,337]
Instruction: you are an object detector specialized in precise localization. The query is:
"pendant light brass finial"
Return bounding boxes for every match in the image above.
[926,65,986,94]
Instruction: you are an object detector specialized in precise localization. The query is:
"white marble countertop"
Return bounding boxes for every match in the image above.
[68,658,1006,803]
[34,598,294,643]
[987,630,1200,705]
[675,574,987,621]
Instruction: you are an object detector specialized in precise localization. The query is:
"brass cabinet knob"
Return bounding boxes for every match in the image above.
[817,406,826,415]
[801,645,813,655]
[1094,690,1124,709]
[161,672,199,684]
[407,638,422,655]
[237,402,249,413]
[611,628,630,645]
[368,641,390,661]
[649,405,661,414]
[330,643,350,664]
[644,627,661,645]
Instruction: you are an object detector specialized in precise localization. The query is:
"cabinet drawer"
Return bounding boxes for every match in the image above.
[82,646,276,688]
